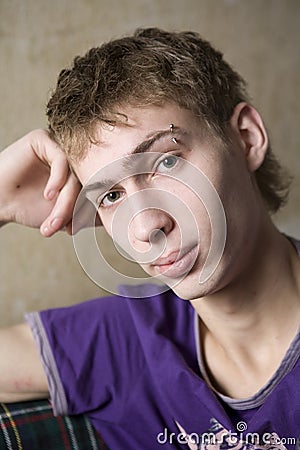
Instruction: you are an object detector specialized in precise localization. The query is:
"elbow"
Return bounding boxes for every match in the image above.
[0,391,49,403]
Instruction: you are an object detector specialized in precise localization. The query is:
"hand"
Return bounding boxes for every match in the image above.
[0,129,81,237]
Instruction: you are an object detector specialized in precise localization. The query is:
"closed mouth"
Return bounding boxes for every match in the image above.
[152,245,199,278]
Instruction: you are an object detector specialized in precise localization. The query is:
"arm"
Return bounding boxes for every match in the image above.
[0,129,81,236]
[0,323,48,402]
[0,131,81,402]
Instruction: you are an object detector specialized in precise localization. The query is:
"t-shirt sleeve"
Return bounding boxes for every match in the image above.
[25,295,144,422]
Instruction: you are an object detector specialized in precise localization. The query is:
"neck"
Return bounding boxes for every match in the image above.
[191,225,300,355]
[190,224,300,398]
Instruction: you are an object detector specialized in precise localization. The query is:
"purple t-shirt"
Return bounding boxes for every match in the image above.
[26,280,300,450]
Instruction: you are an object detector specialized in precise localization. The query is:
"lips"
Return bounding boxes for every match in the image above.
[152,245,199,279]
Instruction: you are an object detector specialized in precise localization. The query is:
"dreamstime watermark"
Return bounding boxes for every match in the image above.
[72,153,227,296]
[157,421,297,449]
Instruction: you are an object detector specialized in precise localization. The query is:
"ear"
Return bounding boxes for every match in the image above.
[230,102,269,172]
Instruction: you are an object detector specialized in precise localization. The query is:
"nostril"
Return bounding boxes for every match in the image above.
[149,228,166,244]
[131,209,174,243]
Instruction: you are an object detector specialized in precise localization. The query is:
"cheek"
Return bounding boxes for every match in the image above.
[98,212,113,237]
[178,181,214,228]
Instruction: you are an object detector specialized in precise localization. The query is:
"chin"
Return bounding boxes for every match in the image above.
[168,265,227,301]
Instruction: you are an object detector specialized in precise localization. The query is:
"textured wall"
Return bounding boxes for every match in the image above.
[0,0,299,325]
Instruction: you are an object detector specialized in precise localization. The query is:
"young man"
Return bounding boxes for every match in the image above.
[0,28,299,449]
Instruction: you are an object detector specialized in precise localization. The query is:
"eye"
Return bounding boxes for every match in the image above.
[156,155,179,173]
[100,191,123,208]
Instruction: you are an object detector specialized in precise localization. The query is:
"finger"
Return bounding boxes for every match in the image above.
[43,155,70,201]
[40,173,81,237]
[27,129,70,201]
[40,134,71,200]
[29,129,64,165]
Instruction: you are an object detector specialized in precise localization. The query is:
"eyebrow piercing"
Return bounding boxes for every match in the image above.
[169,123,178,144]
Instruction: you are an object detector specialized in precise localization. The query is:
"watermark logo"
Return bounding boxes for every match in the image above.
[157,419,296,449]
[236,421,247,432]
[72,153,226,296]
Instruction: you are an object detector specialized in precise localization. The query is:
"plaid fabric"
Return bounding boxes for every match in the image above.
[0,400,110,450]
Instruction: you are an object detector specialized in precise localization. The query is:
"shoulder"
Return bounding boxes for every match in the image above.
[38,283,186,324]
[36,283,193,371]
[35,284,191,330]
[119,283,193,324]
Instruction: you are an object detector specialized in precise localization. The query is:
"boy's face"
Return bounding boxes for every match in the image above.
[73,102,263,300]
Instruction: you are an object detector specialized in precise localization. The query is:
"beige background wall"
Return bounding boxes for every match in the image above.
[0,0,299,326]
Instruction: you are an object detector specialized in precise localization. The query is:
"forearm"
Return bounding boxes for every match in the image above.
[0,323,49,402]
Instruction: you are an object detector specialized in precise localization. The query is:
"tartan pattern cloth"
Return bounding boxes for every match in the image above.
[0,399,110,450]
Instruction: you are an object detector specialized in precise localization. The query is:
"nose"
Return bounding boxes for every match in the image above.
[130,208,174,244]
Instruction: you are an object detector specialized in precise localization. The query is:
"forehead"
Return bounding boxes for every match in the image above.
[72,103,207,185]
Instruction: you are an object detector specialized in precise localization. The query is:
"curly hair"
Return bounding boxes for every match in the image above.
[47,27,290,213]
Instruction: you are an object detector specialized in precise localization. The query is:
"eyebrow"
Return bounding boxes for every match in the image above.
[131,129,173,155]
[84,127,187,194]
